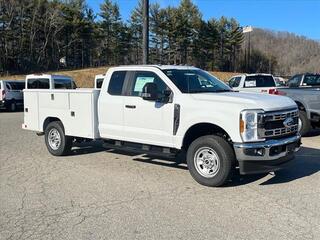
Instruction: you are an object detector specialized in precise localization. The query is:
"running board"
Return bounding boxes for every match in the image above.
[103,140,178,158]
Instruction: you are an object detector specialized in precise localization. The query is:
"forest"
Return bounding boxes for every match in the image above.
[0,0,319,76]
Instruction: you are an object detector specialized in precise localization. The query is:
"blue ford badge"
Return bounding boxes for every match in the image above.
[283,117,294,128]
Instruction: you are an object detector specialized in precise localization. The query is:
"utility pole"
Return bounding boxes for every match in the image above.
[142,0,149,64]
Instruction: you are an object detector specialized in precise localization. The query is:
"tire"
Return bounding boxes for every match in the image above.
[9,101,16,112]
[44,121,73,156]
[186,135,235,187]
[299,111,311,136]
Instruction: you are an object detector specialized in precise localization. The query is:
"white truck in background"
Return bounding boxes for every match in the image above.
[228,73,281,94]
[22,65,301,187]
[0,80,25,111]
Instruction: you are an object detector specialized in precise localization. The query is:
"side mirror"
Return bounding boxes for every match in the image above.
[141,82,158,101]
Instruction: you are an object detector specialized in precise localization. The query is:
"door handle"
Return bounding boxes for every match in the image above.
[125,105,136,109]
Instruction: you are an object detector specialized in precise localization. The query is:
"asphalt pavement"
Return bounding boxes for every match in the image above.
[0,112,319,240]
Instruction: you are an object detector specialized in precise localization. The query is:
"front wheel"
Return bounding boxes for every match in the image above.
[187,135,235,187]
[44,121,73,156]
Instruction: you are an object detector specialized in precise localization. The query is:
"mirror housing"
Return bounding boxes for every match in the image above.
[141,82,158,101]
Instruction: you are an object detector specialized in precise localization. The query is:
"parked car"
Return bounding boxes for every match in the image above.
[94,74,105,89]
[228,74,278,94]
[25,74,77,89]
[270,73,320,135]
[22,65,301,187]
[0,80,25,111]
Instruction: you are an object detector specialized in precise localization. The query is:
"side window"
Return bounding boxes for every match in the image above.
[54,79,72,89]
[130,71,168,96]
[27,78,50,89]
[229,77,241,88]
[8,82,24,90]
[107,71,126,95]
[287,75,301,87]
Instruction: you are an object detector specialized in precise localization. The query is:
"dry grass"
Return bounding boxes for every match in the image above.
[2,66,241,87]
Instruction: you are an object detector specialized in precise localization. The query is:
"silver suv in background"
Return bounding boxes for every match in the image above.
[0,80,25,111]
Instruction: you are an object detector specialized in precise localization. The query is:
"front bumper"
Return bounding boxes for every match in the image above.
[234,134,301,174]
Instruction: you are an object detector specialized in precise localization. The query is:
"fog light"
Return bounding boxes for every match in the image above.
[244,148,265,156]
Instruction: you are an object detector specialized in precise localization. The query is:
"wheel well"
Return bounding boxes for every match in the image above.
[43,117,62,131]
[295,101,305,111]
[182,123,231,150]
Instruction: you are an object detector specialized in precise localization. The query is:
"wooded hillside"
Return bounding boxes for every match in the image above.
[0,0,319,76]
[250,29,320,75]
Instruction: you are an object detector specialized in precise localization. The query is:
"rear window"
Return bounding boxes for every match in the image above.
[304,75,320,86]
[27,78,50,89]
[244,75,275,88]
[96,78,104,88]
[107,71,126,95]
[54,79,73,89]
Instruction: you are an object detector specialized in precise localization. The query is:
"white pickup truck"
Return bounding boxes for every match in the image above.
[22,65,301,187]
[228,73,280,94]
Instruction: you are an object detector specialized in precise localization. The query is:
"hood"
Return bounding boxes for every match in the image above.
[190,91,297,112]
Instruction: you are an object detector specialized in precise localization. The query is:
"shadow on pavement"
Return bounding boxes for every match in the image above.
[70,142,319,187]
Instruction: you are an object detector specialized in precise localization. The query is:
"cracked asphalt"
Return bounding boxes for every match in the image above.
[0,112,319,240]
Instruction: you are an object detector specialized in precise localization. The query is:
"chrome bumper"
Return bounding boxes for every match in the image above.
[234,134,301,161]
[234,134,301,174]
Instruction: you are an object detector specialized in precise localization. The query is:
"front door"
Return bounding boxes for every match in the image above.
[122,71,175,147]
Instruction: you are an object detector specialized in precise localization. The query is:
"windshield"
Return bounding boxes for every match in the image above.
[304,75,320,86]
[162,69,231,93]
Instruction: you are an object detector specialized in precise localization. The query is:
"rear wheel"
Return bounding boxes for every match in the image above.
[299,111,311,136]
[186,135,235,187]
[44,121,73,156]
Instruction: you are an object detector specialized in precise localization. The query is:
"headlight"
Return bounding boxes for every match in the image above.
[240,110,264,142]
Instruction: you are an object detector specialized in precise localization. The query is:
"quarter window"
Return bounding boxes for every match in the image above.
[107,71,126,95]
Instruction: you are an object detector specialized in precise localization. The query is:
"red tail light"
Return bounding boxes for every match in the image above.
[1,90,5,99]
[268,88,286,96]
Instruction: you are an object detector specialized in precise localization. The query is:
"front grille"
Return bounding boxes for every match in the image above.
[258,109,299,138]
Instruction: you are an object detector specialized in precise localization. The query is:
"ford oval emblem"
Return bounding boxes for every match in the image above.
[283,117,294,128]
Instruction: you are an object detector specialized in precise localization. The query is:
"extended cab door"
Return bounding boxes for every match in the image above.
[122,71,175,147]
[98,71,127,140]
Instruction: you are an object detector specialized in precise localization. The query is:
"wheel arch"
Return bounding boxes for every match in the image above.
[182,122,232,150]
[43,117,63,132]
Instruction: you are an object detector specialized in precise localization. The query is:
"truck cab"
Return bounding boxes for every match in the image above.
[23,65,301,187]
[26,74,77,90]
